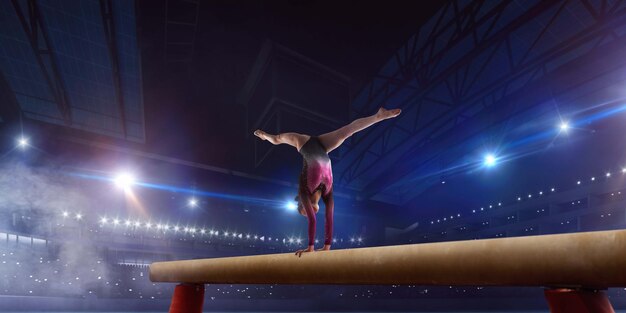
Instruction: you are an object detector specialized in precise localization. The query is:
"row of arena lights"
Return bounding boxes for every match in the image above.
[431,166,626,225]
[58,212,363,245]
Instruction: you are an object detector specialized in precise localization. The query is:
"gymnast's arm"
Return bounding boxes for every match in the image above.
[295,204,316,257]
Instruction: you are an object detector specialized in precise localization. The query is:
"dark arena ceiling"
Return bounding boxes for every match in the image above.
[1,0,626,229]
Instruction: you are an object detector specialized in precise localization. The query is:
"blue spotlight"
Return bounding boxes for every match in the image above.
[484,154,497,167]
[285,201,297,211]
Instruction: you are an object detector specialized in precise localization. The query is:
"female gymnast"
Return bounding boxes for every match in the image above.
[254,107,401,257]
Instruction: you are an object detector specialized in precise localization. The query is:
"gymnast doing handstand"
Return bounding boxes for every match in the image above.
[254,107,401,257]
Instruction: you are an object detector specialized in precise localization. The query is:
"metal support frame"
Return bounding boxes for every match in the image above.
[164,0,200,63]
[99,0,127,138]
[333,0,626,203]
[11,0,72,125]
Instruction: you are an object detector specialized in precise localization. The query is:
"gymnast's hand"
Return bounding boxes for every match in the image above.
[295,245,314,257]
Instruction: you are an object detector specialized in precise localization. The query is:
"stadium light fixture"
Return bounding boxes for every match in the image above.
[17,137,28,149]
[114,172,136,190]
[188,198,198,208]
[484,154,497,167]
[559,121,570,133]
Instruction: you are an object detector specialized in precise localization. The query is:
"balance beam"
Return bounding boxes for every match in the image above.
[151,229,626,313]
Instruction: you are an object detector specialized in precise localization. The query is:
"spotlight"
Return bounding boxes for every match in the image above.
[188,198,198,207]
[62,211,69,218]
[17,137,28,149]
[484,154,497,167]
[113,219,120,225]
[113,172,135,190]
[134,221,141,227]
[75,214,82,220]
[559,121,570,132]
[285,201,297,211]
[622,168,626,174]
[125,220,132,226]
[100,218,108,224]
[606,172,611,177]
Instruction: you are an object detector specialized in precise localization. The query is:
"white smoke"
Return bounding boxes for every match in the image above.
[0,162,110,295]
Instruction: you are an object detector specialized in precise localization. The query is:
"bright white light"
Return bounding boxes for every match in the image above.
[188,198,198,207]
[114,172,136,190]
[622,168,626,174]
[146,223,152,229]
[75,214,82,220]
[17,137,28,148]
[484,154,497,167]
[559,121,570,132]
[200,229,206,234]
[357,237,362,242]
[62,211,69,218]
[113,219,120,225]
[125,220,132,226]
[100,218,108,224]
[606,172,611,177]
[286,201,297,211]
[134,221,141,227]
[173,226,180,232]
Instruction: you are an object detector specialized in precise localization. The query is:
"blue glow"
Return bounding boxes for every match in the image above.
[285,201,298,211]
[484,154,497,167]
[67,172,284,207]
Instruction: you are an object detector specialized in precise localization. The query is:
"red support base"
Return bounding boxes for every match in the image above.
[545,289,614,313]
[169,284,205,313]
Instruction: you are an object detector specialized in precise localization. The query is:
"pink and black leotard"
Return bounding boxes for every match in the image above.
[298,136,333,246]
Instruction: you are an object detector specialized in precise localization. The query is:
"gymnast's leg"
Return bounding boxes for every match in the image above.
[318,190,334,251]
[319,107,401,154]
[253,130,310,151]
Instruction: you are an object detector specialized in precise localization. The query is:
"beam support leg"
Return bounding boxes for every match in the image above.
[169,283,204,313]
[545,288,614,313]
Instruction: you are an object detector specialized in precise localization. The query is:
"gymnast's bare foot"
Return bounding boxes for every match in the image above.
[377,107,402,120]
[316,245,331,252]
[254,129,268,140]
